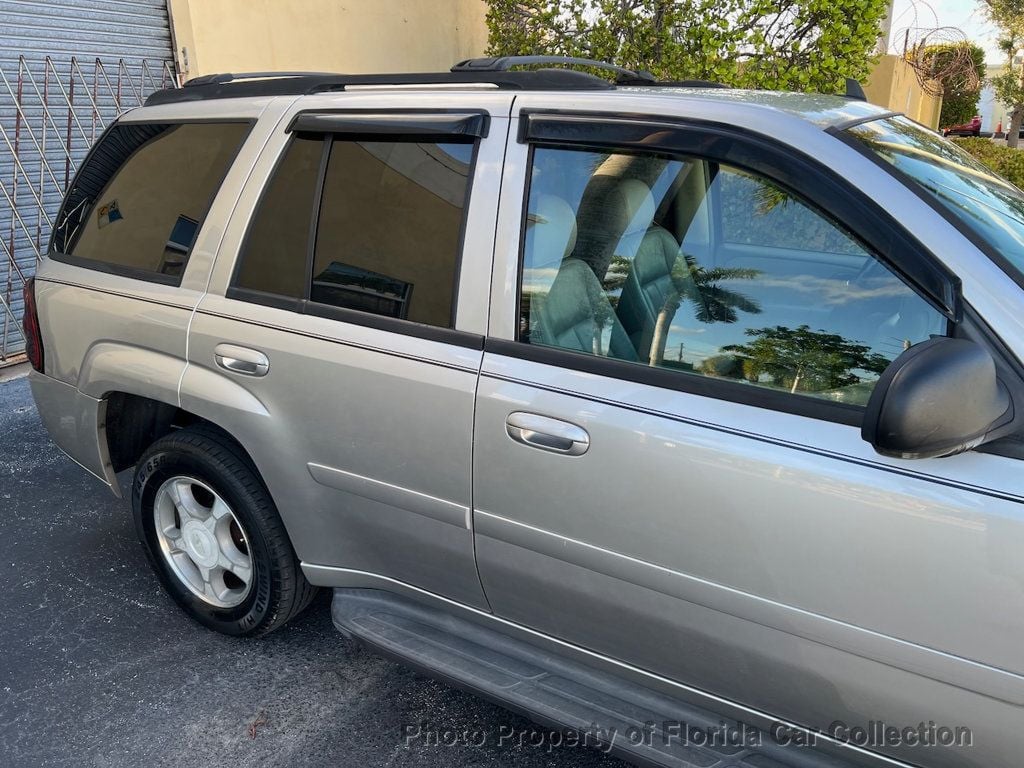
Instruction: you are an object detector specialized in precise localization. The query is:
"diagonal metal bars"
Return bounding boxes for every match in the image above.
[0,55,177,363]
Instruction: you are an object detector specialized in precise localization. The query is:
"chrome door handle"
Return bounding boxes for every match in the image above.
[505,412,590,456]
[214,344,270,377]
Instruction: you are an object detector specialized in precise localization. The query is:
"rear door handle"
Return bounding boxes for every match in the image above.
[505,412,590,456]
[214,344,270,377]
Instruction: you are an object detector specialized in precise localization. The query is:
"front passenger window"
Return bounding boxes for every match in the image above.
[519,146,947,407]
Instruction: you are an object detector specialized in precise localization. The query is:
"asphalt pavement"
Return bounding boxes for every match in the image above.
[0,372,622,768]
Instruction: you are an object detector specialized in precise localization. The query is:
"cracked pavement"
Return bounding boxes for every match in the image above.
[0,373,622,768]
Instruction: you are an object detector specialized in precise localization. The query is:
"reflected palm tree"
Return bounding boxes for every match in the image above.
[648,255,761,365]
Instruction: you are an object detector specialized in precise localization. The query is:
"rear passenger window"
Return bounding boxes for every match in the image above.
[519,147,947,407]
[233,135,474,329]
[51,122,250,281]
[233,136,323,299]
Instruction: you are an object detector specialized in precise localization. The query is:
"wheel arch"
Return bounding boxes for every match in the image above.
[79,338,271,477]
[103,391,261,478]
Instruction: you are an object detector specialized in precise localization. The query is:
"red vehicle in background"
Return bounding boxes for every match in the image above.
[943,115,982,136]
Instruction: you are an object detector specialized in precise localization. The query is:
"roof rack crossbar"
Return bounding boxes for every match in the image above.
[452,55,655,82]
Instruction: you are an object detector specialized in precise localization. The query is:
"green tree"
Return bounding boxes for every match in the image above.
[952,136,1024,189]
[920,43,986,127]
[484,0,890,92]
[723,324,890,394]
[983,0,1024,147]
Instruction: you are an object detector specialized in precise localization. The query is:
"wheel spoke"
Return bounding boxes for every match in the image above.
[233,562,253,585]
[211,498,232,520]
[169,550,192,570]
[202,579,220,602]
[170,479,210,523]
[168,550,202,590]
[166,479,189,519]
[219,552,252,586]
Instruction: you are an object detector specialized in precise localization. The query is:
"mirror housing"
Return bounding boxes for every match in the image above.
[863,337,1012,459]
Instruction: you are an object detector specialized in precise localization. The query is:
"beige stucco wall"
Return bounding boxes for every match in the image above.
[167,0,489,80]
[863,55,942,129]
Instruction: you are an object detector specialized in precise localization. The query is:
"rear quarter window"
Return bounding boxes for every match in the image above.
[51,121,251,283]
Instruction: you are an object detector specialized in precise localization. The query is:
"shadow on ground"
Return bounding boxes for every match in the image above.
[0,375,622,768]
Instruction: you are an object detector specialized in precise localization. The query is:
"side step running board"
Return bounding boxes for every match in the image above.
[331,588,868,768]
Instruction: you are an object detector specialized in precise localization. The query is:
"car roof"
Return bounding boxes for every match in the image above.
[619,86,895,129]
[143,70,896,133]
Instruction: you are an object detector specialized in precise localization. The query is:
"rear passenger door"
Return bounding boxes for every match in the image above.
[474,108,1024,761]
[185,94,511,609]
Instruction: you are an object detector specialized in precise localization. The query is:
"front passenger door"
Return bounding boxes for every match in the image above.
[473,113,1024,766]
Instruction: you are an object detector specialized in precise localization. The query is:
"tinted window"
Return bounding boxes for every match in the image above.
[311,139,472,327]
[52,122,249,280]
[234,135,323,298]
[520,147,946,407]
[719,169,868,256]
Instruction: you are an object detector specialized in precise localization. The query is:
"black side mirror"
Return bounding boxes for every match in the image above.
[863,337,1013,459]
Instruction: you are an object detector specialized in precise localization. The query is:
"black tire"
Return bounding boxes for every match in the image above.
[132,425,318,636]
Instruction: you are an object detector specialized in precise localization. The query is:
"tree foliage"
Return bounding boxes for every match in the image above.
[723,324,889,394]
[920,43,986,127]
[484,0,889,92]
[983,0,1024,146]
[952,137,1024,189]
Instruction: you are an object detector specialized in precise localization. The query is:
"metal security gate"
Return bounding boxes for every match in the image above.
[0,0,178,363]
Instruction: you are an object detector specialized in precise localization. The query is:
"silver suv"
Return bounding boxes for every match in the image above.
[24,58,1024,768]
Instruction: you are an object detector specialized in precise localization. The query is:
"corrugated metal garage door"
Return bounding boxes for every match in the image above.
[0,0,177,362]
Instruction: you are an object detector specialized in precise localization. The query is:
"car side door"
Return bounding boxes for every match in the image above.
[184,93,511,609]
[473,108,1024,768]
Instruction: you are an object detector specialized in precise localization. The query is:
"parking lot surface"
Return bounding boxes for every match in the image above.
[0,373,621,767]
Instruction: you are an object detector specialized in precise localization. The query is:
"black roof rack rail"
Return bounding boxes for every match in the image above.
[452,55,655,82]
[145,67,616,106]
[144,56,857,107]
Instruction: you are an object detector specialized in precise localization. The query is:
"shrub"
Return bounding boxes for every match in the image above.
[484,0,889,93]
[952,137,1024,190]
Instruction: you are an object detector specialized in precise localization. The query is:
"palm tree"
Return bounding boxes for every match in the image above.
[648,255,761,366]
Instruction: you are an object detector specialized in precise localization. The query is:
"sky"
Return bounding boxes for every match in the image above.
[888,0,1004,64]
